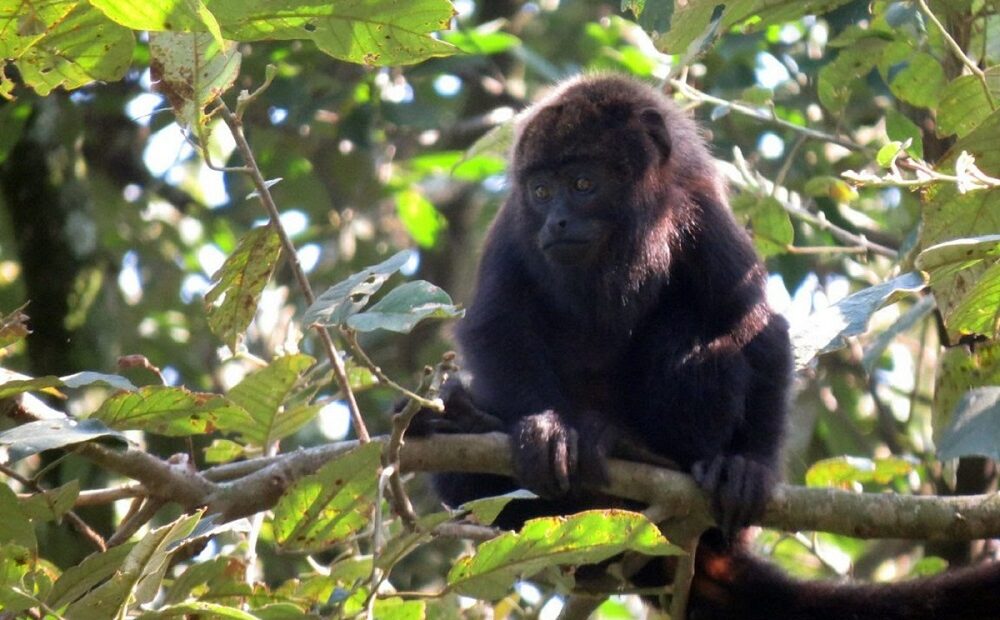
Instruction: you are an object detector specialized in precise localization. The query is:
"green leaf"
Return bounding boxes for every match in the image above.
[273,442,381,552]
[442,29,521,55]
[303,250,413,327]
[0,1,134,98]
[0,484,35,552]
[372,597,426,620]
[0,369,136,399]
[876,142,903,168]
[817,38,886,112]
[148,32,241,127]
[0,304,29,350]
[218,353,317,446]
[888,52,946,109]
[0,418,128,463]
[347,280,463,334]
[93,385,245,437]
[65,512,202,619]
[803,176,859,203]
[135,602,260,619]
[18,480,79,522]
[203,438,247,464]
[47,543,136,610]
[396,188,447,248]
[937,387,1000,460]
[789,272,926,370]
[204,226,281,351]
[918,236,1000,340]
[937,74,996,138]
[805,456,916,489]
[447,510,680,600]
[932,343,1000,440]
[885,108,923,159]
[730,195,793,257]
[654,1,856,53]
[461,490,535,526]
[217,0,456,66]
[91,0,224,45]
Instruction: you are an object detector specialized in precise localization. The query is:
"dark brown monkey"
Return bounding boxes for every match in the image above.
[416,74,1000,619]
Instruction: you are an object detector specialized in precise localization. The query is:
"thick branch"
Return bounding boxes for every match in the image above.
[73,433,1000,541]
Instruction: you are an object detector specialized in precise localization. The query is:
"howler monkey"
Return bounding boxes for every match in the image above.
[415,75,1000,619]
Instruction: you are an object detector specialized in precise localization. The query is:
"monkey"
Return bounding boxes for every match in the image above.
[412,74,1000,619]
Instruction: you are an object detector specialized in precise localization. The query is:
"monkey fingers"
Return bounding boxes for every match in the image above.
[512,411,579,498]
[692,454,775,539]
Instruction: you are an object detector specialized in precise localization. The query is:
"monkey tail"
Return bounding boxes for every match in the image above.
[687,533,1000,620]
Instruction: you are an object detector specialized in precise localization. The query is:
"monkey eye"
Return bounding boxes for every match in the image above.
[532,184,552,201]
[572,176,594,193]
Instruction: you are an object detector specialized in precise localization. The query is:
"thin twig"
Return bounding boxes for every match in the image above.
[342,328,444,412]
[669,536,700,620]
[215,100,370,443]
[914,0,996,109]
[669,78,865,152]
[0,464,107,552]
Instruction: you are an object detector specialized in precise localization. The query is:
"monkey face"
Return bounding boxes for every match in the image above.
[522,161,618,265]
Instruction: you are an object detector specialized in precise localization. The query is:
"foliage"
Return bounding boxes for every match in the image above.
[1,0,1000,617]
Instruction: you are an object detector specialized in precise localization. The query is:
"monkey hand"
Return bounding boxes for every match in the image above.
[692,454,776,539]
[512,410,618,498]
[405,376,505,436]
[512,411,580,498]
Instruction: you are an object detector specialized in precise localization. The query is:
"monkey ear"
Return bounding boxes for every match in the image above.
[639,108,671,160]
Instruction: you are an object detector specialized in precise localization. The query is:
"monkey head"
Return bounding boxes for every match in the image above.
[506,75,709,268]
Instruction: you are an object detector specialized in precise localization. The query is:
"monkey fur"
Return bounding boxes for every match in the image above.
[412,74,1000,619]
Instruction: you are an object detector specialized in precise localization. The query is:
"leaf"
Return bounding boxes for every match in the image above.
[65,512,202,619]
[918,235,1000,341]
[932,343,1000,440]
[447,510,680,600]
[149,31,241,127]
[347,281,463,334]
[18,480,79,522]
[91,0,224,45]
[805,456,916,489]
[937,387,1000,460]
[888,52,945,109]
[207,0,454,66]
[0,1,134,99]
[653,1,856,53]
[217,353,317,446]
[937,71,1000,138]
[789,272,926,370]
[303,250,413,327]
[441,28,521,55]
[0,484,35,552]
[273,442,381,552]
[0,304,29,350]
[816,37,886,112]
[204,226,281,351]
[862,295,936,373]
[47,543,136,610]
[396,189,447,248]
[135,602,260,619]
[884,108,923,159]
[93,385,245,436]
[0,418,128,463]
[0,369,137,399]
[461,490,536,526]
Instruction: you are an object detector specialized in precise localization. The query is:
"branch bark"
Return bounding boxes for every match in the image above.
[74,432,1000,542]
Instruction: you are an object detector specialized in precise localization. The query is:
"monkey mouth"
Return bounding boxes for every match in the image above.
[542,238,596,264]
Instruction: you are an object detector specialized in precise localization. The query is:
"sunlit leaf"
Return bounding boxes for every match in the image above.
[789,272,926,369]
[347,280,463,333]
[805,455,916,489]
[447,510,680,600]
[18,480,79,522]
[149,32,241,127]
[0,418,128,463]
[94,386,244,436]
[47,543,136,611]
[396,188,446,248]
[65,512,202,618]
[303,250,413,327]
[217,353,316,446]
[0,304,29,350]
[204,225,281,351]
[0,0,133,98]
[273,442,381,552]
[932,343,1000,440]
